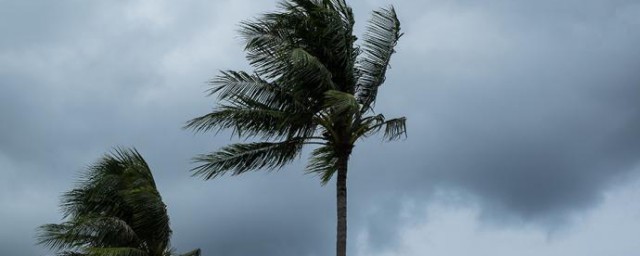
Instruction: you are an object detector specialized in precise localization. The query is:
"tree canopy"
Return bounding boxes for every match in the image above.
[38,148,201,256]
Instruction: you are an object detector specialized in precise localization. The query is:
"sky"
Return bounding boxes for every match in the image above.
[1,0,640,255]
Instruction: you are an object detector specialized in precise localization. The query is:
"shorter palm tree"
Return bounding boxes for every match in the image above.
[38,148,201,256]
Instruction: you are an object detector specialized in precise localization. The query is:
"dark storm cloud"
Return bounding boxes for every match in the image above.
[1,0,640,256]
[349,0,640,244]
[307,0,640,251]
[164,170,337,256]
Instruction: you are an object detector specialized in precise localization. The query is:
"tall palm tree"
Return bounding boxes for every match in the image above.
[38,148,201,256]
[185,1,405,255]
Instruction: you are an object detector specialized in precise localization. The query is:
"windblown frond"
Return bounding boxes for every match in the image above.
[350,114,407,142]
[381,117,407,141]
[356,6,402,109]
[38,216,140,251]
[288,48,337,95]
[323,90,359,117]
[58,252,89,256]
[241,0,357,93]
[306,144,338,185]
[186,90,319,140]
[351,113,385,142]
[192,138,306,179]
[185,103,289,136]
[176,248,201,256]
[85,247,147,256]
[208,71,293,107]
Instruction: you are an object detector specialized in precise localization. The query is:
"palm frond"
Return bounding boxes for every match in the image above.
[363,116,407,141]
[382,117,407,141]
[58,252,88,256]
[121,188,171,254]
[326,0,354,26]
[288,47,336,93]
[38,216,141,251]
[192,138,307,179]
[351,113,384,142]
[323,90,359,117]
[185,98,317,140]
[176,248,201,256]
[305,144,338,185]
[239,15,292,80]
[350,114,407,142]
[206,71,309,122]
[38,223,89,251]
[185,104,287,137]
[356,6,402,110]
[207,71,293,108]
[241,0,357,93]
[85,247,147,256]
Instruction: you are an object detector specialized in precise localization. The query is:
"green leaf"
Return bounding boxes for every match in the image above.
[323,90,359,116]
[85,247,147,256]
[382,117,407,141]
[356,6,402,110]
[191,138,306,179]
[351,115,406,142]
[208,71,289,105]
[176,248,201,256]
[305,144,338,185]
[185,104,288,136]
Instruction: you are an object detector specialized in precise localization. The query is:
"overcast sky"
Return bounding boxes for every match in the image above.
[1,0,640,255]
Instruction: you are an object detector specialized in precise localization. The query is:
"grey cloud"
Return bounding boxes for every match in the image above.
[165,172,336,256]
[336,0,640,249]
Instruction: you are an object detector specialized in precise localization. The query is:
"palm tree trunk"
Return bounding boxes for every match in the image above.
[336,152,349,256]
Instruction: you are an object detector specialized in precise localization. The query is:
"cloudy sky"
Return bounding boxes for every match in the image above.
[1,0,640,255]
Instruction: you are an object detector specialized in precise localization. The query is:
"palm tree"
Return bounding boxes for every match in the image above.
[38,148,201,256]
[185,1,405,255]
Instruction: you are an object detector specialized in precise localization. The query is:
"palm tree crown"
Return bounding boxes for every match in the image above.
[38,148,201,256]
[186,1,405,255]
[187,0,405,181]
